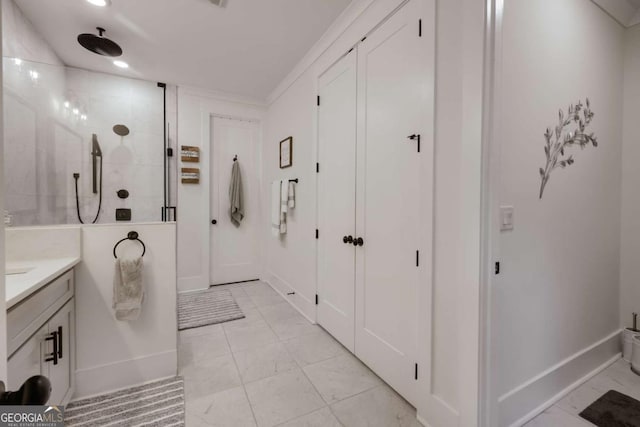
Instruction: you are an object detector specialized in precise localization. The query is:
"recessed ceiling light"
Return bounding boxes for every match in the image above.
[86,0,108,6]
[113,60,129,69]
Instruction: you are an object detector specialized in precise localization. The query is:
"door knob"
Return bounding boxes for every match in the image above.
[211,219,217,225]
[343,235,353,244]
[353,237,364,247]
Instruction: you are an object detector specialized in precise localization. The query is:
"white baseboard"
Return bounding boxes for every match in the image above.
[74,349,177,399]
[177,275,208,293]
[499,329,621,427]
[262,271,316,323]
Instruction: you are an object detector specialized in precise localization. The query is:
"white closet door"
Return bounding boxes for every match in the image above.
[317,50,358,352]
[210,116,261,285]
[355,0,434,406]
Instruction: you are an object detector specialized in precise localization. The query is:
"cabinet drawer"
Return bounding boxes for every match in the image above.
[8,270,74,357]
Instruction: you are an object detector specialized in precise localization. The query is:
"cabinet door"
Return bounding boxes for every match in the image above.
[317,49,358,352]
[46,299,75,405]
[7,324,48,392]
[355,0,434,407]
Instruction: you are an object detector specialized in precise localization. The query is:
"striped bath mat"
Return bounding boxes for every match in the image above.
[65,377,185,426]
[178,288,245,330]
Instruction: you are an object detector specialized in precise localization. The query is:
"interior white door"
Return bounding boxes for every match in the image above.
[355,0,434,407]
[210,116,261,285]
[317,50,358,352]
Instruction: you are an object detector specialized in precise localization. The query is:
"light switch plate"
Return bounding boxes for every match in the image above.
[500,206,514,231]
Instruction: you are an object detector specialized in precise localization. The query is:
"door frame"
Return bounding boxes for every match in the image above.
[479,0,505,425]
[208,113,263,286]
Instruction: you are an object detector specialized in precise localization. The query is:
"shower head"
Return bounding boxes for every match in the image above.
[113,124,130,137]
[77,27,122,57]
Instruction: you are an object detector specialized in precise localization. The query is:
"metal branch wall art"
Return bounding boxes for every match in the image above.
[539,99,598,199]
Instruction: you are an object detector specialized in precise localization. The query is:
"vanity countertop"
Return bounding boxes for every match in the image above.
[5,257,81,309]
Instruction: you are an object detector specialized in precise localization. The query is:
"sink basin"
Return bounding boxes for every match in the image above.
[5,266,34,275]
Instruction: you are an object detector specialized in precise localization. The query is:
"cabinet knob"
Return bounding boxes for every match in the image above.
[343,235,353,244]
[211,219,217,225]
[353,237,364,247]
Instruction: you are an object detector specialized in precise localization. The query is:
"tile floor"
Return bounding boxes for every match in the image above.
[179,281,421,427]
[526,357,640,426]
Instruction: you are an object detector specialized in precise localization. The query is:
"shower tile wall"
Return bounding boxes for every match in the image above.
[2,57,176,225]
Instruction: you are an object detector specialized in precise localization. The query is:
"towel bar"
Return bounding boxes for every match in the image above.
[113,231,146,259]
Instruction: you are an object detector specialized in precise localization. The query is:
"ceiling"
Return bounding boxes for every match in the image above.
[592,0,640,26]
[14,0,352,100]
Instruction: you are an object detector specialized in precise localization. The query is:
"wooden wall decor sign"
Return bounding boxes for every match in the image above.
[181,168,200,184]
[181,145,200,163]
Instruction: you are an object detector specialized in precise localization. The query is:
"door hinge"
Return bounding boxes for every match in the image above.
[416,250,419,267]
[495,262,500,275]
[315,229,319,239]
[316,163,320,173]
[166,147,174,157]
[315,294,319,305]
[415,363,418,380]
[419,19,422,37]
[317,95,320,106]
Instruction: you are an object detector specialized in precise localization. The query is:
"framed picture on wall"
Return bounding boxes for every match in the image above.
[280,137,293,169]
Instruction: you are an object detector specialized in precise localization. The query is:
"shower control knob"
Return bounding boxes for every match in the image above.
[211,219,217,225]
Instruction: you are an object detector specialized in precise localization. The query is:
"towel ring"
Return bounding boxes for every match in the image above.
[113,231,146,259]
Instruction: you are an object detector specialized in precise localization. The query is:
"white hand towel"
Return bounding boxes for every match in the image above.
[280,180,288,234]
[288,181,295,209]
[113,257,144,321]
[271,180,281,237]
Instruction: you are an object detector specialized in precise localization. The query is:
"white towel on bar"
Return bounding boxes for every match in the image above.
[280,180,289,234]
[113,257,144,321]
[288,181,295,209]
[271,180,282,236]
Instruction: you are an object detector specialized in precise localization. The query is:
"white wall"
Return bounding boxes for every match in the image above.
[491,0,624,424]
[176,87,266,292]
[263,0,485,425]
[620,24,640,334]
[0,1,7,382]
[75,222,177,398]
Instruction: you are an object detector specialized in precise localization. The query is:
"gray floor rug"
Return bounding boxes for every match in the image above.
[178,287,245,330]
[579,389,640,427]
[65,377,185,426]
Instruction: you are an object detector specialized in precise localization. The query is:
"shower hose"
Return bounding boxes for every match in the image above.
[73,155,103,224]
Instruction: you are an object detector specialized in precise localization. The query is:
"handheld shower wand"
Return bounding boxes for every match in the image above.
[91,134,102,194]
[74,134,103,224]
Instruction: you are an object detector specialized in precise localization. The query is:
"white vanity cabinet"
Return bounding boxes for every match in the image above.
[7,269,75,405]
